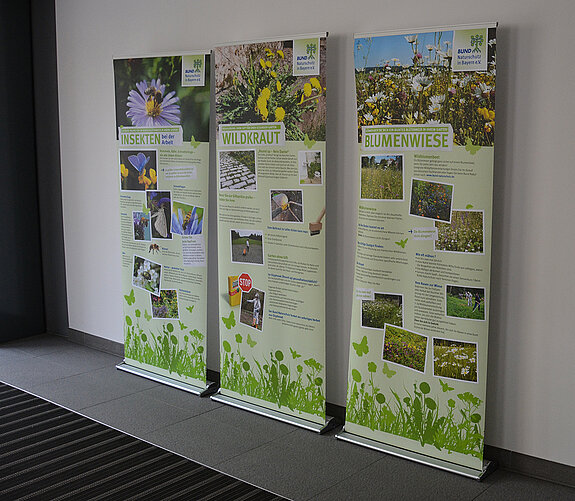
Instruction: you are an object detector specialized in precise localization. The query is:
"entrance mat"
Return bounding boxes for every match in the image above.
[0,381,285,500]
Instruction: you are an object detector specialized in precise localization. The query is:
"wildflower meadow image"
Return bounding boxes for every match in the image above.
[151,289,179,319]
[360,155,403,200]
[114,56,210,141]
[433,338,478,382]
[361,293,403,329]
[354,29,496,146]
[382,325,428,373]
[215,40,327,141]
[435,210,484,253]
[409,178,453,222]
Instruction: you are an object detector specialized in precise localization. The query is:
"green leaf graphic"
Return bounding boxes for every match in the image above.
[190,135,200,148]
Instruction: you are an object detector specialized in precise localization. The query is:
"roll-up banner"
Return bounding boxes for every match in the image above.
[114,53,213,394]
[339,24,497,477]
[213,34,333,431]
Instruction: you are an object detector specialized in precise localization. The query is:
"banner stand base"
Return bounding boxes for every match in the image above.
[116,362,214,397]
[211,392,336,434]
[336,429,495,480]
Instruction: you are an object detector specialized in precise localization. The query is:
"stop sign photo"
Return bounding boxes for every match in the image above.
[238,273,252,292]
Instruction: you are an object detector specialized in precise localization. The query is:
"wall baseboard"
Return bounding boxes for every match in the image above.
[56,331,574,487]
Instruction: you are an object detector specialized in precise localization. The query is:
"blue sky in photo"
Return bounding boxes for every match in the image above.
[354,31,454,69]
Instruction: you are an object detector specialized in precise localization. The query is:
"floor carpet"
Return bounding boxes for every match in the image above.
[0,381,286,500]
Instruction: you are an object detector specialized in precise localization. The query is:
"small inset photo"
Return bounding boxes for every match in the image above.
[446,285,486,321]
[270,190,303,223]
[146,191,172,239]
[231,229,264,265]
[433,338,478,383]
[360,154,403,200]
[171,201,204,235]
[240,288,265,331]
[120,150,158,191]
[361,293,403,329]
[132,211,151,241]
[298,150,323,185]
[409,178,453,222]
[150,289,179,319]
[435,210,484,254]
[132,255,162,296]
[382,324,427,373]
[219,150,256,190]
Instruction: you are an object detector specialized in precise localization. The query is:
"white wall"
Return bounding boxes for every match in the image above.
[56,0,575,467]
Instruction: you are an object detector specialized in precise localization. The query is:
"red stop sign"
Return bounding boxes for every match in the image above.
[238,273,252,292]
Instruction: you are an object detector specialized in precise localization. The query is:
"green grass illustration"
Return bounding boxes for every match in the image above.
[346,336,483,458]
[124,290,205,380]
[220,312,325,417]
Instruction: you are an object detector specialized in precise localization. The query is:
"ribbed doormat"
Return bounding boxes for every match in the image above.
[0,381,286,500]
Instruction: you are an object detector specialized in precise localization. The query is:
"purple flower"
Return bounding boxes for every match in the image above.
[126,79,180,127]
[171,207,203,235]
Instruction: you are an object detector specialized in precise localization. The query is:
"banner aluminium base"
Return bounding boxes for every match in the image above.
[116,362,218,397]
[336,430,495,481]
[211,392,337,434]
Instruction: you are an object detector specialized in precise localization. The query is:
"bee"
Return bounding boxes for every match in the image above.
[144,86,163,105]
[182,210,193,231]
[149,243,160,254]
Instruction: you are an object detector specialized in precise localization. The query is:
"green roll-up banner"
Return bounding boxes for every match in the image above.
[213,35,329,429]
[340,24,497,476]
[114,53,211,392]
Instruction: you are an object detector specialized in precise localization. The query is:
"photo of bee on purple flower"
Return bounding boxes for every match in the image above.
[146,191,172,239]
[132,211,151,242]
[113,55,210,142]
[119,150,158,191]
[171,201,204,236]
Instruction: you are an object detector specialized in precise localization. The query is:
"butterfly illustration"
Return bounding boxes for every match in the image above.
[382,362,397,378]
[247,334,257,348]
[222,310,236,330]
[439,379,454,392]
[304,133,316,149]
[124,289,135,305]
[186,306,195,314]
[128,152,150,173]
[352,335,369,357]
[395,238,408,248]
[290,347,301,359]
[466,204,474,209]
[190,136,200,149]
[465,138,481,155]
[142,203,150,215]
[144,309,152,321]
[178,320,187,331]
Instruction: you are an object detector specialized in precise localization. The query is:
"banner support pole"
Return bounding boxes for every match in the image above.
[336,429,496,480]
[211,391,337,434]
[116,362,216,397]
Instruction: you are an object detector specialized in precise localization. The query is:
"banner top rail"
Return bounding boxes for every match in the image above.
[214,32,328,48]
[355,22,497,39]
[113,50,210,60]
